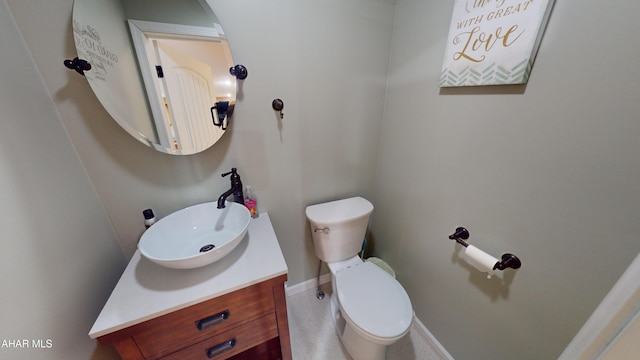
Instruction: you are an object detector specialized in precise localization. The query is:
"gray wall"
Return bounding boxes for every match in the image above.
[0,1,125,359]
[372,0,640,359]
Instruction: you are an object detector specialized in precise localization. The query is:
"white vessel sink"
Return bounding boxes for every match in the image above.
[138,202,251,269]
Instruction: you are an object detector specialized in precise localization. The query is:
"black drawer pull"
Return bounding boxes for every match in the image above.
[206,338,236,358]
[195,310,230,331]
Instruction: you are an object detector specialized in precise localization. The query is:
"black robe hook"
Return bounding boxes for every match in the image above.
[272,99,284,119]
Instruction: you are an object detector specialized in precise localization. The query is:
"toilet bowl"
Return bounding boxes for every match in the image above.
[306,197,413,360]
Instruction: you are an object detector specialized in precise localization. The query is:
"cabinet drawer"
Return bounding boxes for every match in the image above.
[134,283,275,359]
[160,313,278,360]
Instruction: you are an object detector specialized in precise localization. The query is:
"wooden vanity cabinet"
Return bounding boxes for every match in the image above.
[98,275,291,360]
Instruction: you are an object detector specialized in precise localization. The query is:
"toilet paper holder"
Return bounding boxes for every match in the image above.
[449,227,521,270]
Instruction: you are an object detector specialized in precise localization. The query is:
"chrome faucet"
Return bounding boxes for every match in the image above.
[217,168,245,208]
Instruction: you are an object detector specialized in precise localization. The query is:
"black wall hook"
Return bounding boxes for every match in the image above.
[272,99,284,119]
[229,64,248,80]
[64,57,91,75]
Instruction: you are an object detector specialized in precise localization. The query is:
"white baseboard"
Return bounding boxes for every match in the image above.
[286,275,454,359]
[285,273,331,297]
[411,316,455,360]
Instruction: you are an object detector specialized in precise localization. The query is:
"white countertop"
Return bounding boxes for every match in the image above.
[89,213,287,338]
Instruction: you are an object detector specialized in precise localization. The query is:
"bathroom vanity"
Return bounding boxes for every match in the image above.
[89,214,291,360]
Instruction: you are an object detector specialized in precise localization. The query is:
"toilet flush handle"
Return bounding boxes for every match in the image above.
[314,227,330,234]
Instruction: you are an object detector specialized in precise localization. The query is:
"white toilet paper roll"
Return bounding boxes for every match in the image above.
[464,245,499,274]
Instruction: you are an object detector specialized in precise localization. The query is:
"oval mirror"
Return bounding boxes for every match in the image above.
[71,0,236,155]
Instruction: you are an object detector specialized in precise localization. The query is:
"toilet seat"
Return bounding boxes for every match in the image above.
[334,261,413,340]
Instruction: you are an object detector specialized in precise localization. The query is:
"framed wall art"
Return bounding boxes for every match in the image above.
[440,0,556,87]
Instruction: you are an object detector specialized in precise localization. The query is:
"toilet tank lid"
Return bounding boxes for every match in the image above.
[305,197,373,224]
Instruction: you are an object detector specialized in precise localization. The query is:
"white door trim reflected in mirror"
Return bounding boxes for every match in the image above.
[128,20,226,153]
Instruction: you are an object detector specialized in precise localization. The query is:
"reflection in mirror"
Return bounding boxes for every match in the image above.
[71,0,236,155]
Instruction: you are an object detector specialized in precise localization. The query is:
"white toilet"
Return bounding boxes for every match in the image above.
[305,197,413,360]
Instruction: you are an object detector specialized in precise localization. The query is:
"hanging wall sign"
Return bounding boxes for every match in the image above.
[440,0,555,87]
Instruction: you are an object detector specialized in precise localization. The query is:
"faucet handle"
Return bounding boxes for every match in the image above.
[221,168,237,178]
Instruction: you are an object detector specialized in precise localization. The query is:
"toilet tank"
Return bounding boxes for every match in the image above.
[305,197,374,263]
